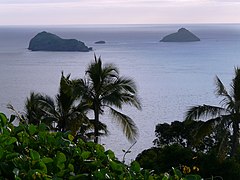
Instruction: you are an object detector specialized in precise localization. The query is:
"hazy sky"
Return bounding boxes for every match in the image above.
[1,0,240,25]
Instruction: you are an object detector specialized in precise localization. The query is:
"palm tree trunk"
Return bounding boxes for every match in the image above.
[94,106,99,144]
[230,120,240,157]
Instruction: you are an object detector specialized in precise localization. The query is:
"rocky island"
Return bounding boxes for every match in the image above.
[160,28,200,42]
[28,31,92,52]
[94,41,106,44]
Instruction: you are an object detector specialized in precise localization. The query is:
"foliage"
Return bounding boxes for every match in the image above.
[16,56,141,144]
[0,111,197,179]
[135,145,202,179]
[0,111,203,179]
[147,114,240,180]
[185,67,240,158]
[161,167,201,180]
[136,144,196,174]
[136,143,240,180]
[75,55,142,143]
[153,120,228,153]
[19,73,109,141]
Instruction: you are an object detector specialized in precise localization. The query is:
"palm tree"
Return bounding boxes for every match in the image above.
[78,55,142,143]
[24,92,48,125]
[24,73,90,136]
[185,67,240,158]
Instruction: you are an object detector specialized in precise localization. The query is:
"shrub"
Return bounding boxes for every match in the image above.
[0,112,151,179]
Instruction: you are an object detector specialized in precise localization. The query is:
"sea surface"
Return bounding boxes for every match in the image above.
[0,24,240,162]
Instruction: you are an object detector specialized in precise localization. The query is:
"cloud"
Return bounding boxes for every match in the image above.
[0,0,76,3]
[0,0,239,25]
[0,0,240,4]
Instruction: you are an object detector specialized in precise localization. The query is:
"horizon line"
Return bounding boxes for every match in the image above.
[1,22,240,27]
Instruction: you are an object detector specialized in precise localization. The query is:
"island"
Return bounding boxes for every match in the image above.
[160,28,200,42]
[28,31,92,52]
[94,41,106,44]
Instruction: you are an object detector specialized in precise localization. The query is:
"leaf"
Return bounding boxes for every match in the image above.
[42,157,53,164]
[173,167,182,178]
[14,125,25,134]
[5,137,17,145]
[55,152,66,170]
[105,150,115,160]
[95,144,105,154]
[9,115,16,123]
[68,163,74,172]
[110,161,123,172]
[81,151,91,160]
[0,112,7,127]
[30,149,40,161]
[68,134,74,141]
[28,124,37,136]
[36,161,47,173]
[130,161,141,173]
[56,152,66,163]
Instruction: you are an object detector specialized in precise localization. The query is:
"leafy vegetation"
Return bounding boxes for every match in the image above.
[23,74,93,137]
[77,55,142,143]
[0,112,137,179]
[9,57,240,179]
[185,67,240,158]
[13,56,141,144]
[0,112,201,179]
[136,68,240,179]
[136,143,240,180]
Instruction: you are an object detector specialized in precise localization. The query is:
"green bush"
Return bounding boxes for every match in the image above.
[0,112,146,179]
[135,144,196,174]
[136,144,240,180]
[0,112,202,179]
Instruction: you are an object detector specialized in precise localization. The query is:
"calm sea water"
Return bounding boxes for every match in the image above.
[0,24,240,162]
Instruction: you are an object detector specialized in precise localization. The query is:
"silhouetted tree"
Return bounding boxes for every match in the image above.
[185,67,240,158]
[78,56,141,143]
[23,74,90,136]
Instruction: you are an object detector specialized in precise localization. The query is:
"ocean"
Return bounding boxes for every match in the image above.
[0,24,240,162]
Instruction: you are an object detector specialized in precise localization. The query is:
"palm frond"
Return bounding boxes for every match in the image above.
[24,92,49,124]
[215,76,234,109]
[101,63,119,80]
[109,107,138,142]
[116,77,137,94]
[232,67,240,102]
[88,119,109,135]
[185,104,226,122]
[215,76,229,97]
[100,76,141,110]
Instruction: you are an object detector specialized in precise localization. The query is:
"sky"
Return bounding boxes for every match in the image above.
[0,0,240,25]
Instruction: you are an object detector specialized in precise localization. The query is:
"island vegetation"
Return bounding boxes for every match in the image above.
[2,56,240,179]
[28,31,92,52]
[160,28,200,42]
